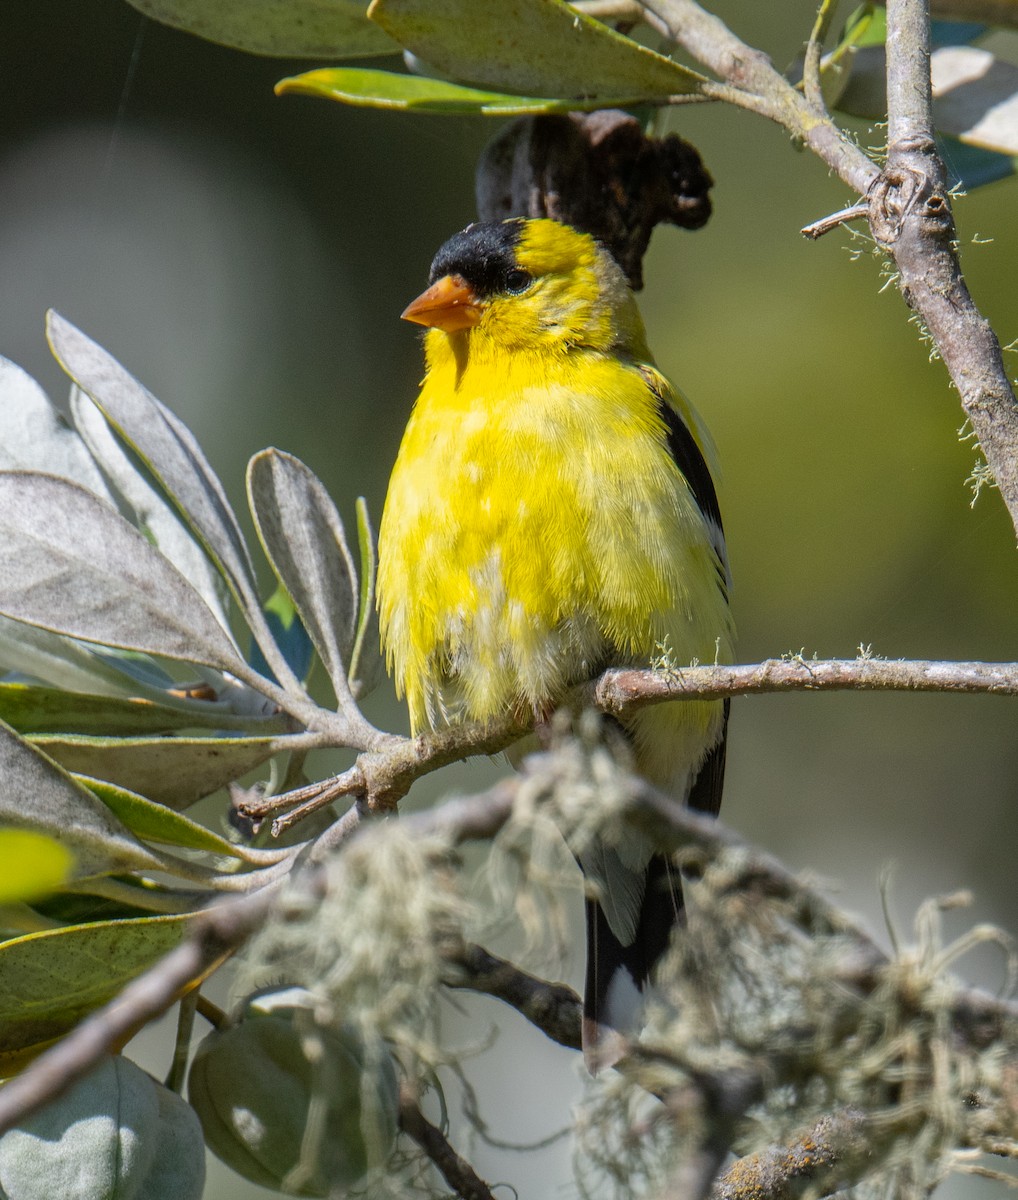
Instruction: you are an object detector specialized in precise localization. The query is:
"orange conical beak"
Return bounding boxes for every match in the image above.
[401,274,483,333]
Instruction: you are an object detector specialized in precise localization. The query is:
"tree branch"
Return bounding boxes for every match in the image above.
[440,940,582,1050]
[0,781,523,1136]
[886,0,935,148]
[706,1107,880,1200]
[641,0,878,193]
[239,714,533,833]
[873,0,1018,537]
[593,656,1018,709]
[5,749,1018,1187]
[238,655,1018,833]
[638,0,1018,540]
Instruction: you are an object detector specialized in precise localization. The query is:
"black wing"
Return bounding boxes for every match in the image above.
[643,366,730,815]
[636,364,723,534]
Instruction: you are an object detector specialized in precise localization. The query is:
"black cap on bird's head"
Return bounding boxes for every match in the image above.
[426,220,531,298]
[402,220,533,334]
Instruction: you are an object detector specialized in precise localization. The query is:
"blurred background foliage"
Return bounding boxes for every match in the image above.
[3,1,1018,1195]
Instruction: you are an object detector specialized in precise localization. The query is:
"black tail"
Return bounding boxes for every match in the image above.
[582,853,683,1070]
[581,702,729,1071]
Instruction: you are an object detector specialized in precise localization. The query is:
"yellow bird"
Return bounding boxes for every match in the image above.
[377,217,734,1067]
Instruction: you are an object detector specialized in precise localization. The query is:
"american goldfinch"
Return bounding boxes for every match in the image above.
[377,217,733,1067]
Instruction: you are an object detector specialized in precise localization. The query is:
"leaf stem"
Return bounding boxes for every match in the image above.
[803,0,839,109]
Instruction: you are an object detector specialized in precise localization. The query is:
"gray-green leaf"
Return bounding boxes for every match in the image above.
[33,734,285,810]
[932,45,1018,156]
[0,358,112,499]
[0,616,167,701]
[367,0,705,99]
[123,0,398,58]
[247,450,357,704]
[46,312,260,628]
[0,681,290,737]
[839,43,1018,157]
[70,385,233,637]
[0,472,247,673]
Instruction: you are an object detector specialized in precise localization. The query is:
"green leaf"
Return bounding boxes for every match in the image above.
[247,450,358,702]
[366,0,705,99]
[817,3,880,108]
[0,831,74,904]
[255,586,315,684]
[850,3,885,46]
[0,720,163,881]
[32,734,284,810]
[276,67,647,114]
[82,778,250,859]
[0,914,191,1073]
[26,888,179,927]
[0,472,248,675]
[349,497,381,699]
[123,0,398,58]
[0,681,288,737]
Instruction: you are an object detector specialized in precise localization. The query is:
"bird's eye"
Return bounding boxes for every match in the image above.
[503,268,533,295]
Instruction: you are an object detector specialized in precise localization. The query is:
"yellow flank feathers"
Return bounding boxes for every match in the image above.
[377,217,733,796]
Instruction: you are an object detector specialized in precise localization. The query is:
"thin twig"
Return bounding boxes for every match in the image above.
[239,714,532,829]
[165,990,197,1093]
[801,202,871,239]
[398,1084,497,1200]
